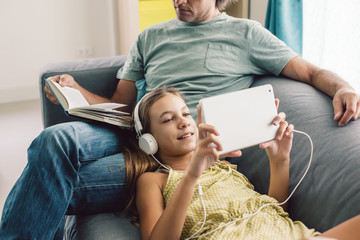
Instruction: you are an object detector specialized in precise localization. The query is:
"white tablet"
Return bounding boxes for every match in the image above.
[199,84,279,155]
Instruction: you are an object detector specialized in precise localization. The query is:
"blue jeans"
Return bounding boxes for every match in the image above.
[0,122,127,240]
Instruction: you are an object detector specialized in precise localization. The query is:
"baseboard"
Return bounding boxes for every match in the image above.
[0,84,40,104]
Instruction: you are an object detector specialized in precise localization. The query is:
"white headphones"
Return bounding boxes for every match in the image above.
[133,94,158,155]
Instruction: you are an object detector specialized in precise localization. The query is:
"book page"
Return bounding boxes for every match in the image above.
[85,103,127,110]
[74,103,129,114]
[70,110,133,128]
[50,80,89,109]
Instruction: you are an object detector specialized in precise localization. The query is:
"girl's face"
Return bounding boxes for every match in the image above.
[148,94,197,157]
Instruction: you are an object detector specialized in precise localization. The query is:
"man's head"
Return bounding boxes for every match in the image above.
[172,0,238,23]
[216,0,239,11]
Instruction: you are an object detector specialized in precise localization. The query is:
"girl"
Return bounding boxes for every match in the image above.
[122,86,360,240]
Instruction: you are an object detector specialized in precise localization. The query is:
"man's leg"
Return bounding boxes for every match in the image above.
[67,152,128,215]
[0,121,126,240]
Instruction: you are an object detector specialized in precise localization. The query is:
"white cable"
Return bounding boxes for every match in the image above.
[150,154,171,172]
[148,155,208,240]
[185,183,207,240]
[185,129,314,239]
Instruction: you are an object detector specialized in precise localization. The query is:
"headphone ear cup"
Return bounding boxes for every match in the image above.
[138,133,158,155]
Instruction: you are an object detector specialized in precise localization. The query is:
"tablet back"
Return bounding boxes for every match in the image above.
[199,84,279,155]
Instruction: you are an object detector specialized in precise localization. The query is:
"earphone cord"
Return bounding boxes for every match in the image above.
[186,183,207,240]
[185,129,313,239]
[150,154,171,172]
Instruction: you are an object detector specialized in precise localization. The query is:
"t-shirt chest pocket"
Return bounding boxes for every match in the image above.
[204,43,248,74]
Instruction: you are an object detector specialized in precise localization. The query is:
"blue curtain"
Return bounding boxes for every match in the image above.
[265,0,303,55]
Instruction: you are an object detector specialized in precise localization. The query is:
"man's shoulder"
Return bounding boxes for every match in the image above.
[141,19,177,34]
[225,15,261,28]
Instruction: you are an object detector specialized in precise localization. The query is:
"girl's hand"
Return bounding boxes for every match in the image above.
[197,105,242,158]
[185,105,241,178]
[259,99,294,164]
[185,106,221,178]
[186,122,222,178]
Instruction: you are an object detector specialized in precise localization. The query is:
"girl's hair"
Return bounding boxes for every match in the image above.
[217,0,239,11]
[122,86,185,224]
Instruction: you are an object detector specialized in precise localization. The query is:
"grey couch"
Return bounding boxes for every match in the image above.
[40,55,360,239]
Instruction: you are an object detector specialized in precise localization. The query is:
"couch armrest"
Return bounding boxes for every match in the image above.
[39,55,127,128]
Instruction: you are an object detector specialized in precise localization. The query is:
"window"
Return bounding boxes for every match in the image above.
[303,0,360,91]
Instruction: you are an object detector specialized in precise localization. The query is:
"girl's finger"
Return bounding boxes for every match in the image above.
[276,120,288,140]
[285,124,294,137]
[219,149,242,158]
[275,98,280,110]
[198,123,220,139]
[198,133,223,151]
[197,105,202,125]
[259,138,275,149]
[273,112,286,126]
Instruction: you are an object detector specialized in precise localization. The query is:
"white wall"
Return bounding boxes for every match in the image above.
[0,0,119,104]
[0,0,268,104]
[249,0,268,26]
[117,0,139,55]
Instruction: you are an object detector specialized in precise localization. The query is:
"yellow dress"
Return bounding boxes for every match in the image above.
[163,162,319,240]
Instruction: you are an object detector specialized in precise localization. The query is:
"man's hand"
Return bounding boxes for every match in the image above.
[281,56,360,127]
[333,88,360,127]
[44,74,77,105]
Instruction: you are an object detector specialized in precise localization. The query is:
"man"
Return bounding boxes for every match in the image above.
[1,0,359,239]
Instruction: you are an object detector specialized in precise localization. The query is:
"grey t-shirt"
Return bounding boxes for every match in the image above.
[119,13,297,117]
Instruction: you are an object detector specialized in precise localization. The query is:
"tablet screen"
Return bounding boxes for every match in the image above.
[199,84,279,155]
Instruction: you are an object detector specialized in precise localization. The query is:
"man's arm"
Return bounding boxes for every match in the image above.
[281,56,360,126]
[110,79,138,112]
[45,75,138,113]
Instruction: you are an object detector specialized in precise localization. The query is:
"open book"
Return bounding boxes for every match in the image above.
[45,78,132,128]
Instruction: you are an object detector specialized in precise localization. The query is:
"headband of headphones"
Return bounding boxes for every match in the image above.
[133,92,152,134]
[133,92,158,155]
[133,98,143,135]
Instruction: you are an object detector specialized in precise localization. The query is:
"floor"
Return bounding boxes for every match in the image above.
[0,99,43,217]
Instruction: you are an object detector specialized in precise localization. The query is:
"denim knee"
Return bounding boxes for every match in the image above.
[27,121,123,170]
[27,122,88,171]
